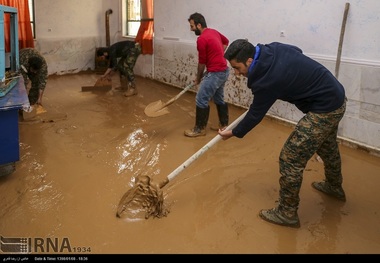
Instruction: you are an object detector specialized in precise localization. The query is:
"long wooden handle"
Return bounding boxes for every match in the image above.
[335,2,350,78]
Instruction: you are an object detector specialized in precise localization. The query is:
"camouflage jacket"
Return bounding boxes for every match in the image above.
[19,48,48,90]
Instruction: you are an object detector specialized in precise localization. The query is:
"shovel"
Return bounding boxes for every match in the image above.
[81,77,112,92]
[22,104,47,121]
[116,109,248,219]
[144,83,194,117]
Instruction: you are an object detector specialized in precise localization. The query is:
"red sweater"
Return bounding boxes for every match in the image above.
[197,28,229,72]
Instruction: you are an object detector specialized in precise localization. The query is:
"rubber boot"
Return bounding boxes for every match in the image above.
[210,103,229,131]
[184,106,210,137]
[124,81,138,97]
[116,76,128,91]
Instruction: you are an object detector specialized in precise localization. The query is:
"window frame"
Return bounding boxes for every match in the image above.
[123,0,142,37]
[28,0,35,38]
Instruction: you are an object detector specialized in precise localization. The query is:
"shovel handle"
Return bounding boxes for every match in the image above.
[160,109,248,188]
[162,83,195,108]
[335,2,350,79]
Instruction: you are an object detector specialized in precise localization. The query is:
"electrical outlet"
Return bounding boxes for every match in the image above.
[280,30,285,37]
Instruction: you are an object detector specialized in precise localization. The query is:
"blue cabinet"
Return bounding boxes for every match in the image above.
[0,5,19,80]
[0,77,29,176]
[0,5,27,177]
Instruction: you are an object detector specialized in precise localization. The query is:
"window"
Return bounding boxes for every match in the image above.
[123,0,153,37]
[28,0,35,38]
[124,0,142,37]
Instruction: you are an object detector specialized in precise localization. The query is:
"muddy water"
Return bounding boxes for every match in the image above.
[0,73,380,254]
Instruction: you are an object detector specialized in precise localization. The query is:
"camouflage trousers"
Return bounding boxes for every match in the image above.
[117,44,141,83]
[28,87,39,105]
[278,98,347,214]
[28,73,47,105]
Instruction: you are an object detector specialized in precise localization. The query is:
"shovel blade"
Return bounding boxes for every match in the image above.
[36,105,47,114]
[144,100,170,117]
[22,105,46,120]
[81,78,112,92]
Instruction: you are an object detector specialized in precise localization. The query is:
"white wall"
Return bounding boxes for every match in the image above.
[32,0,380,153]
[34,0,120,74]
[154,0,380,84]
[155,0,380,63]
[153,0,380,154]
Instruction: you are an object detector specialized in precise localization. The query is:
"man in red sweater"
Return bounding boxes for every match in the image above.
[185,12,230,137]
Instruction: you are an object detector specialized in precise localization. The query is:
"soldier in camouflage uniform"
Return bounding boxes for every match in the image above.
[19,48,48,106]
[97,40,141,97]
[220,39,347,228]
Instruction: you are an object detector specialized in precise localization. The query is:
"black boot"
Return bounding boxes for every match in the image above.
[184,106,209,137]
[210,103,229,131]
